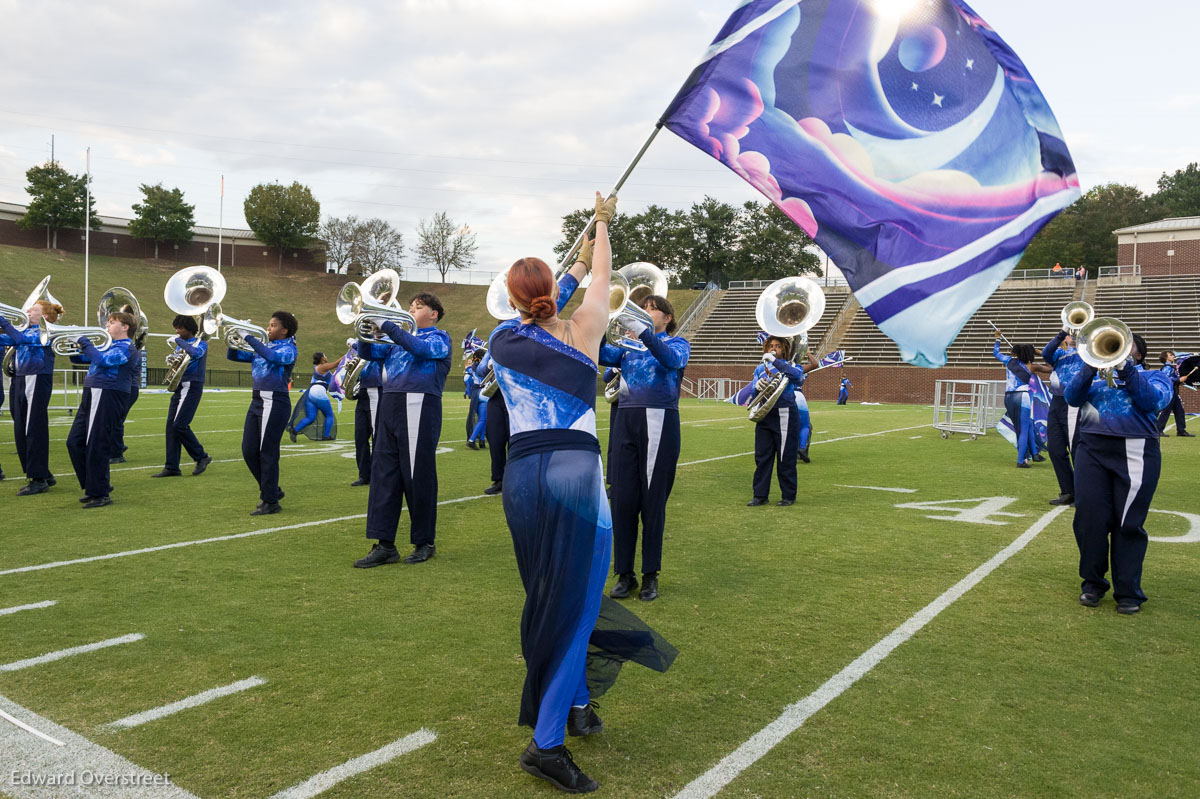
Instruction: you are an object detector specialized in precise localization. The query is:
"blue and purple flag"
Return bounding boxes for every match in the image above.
[996,375,1049,451]
[820,349,845,368]
[461,328,486,357]
[661,0,1079,367]
[755,330,769,346]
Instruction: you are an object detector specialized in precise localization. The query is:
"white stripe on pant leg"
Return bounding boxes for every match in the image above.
[86,387,103,445]
[1120,437,1146,527]
[1067,405,1078,448]
[174,383,190,421]
[260,391,274,448]
[777,406,790,470]
[368,387,380,430]
[646,408,665,489]
[23,376,35,435]
[406,393,424,475]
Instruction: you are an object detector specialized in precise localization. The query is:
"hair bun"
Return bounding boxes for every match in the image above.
[529,296,555,320]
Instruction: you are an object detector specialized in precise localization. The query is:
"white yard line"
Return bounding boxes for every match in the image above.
[0,693,200,798]
[833,485,917,493]
[678,424,929,467]
[106,677,266,730]
[0,600,57,616]
[265,729,437,799]
[672,505,1067,799]
[0,634,145,673]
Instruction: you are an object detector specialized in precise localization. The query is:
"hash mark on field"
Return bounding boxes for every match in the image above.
[106,676,267,730]
[672,505,1067,799]
[833,485,917,493]
[0,633,145,672]
[266,729,437,799]
[678,424,928,467]
[0,600,57,616]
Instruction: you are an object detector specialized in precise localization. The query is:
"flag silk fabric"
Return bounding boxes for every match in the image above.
[820,349,845,368]
[662,0,1079,366]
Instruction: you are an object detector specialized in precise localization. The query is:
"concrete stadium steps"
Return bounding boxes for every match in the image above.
[1093,275,1200,355]
[688,285,851,364]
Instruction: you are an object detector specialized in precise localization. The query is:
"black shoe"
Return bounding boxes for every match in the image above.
[776,499,794,506]
[17,480,50,496]
[109,456,126,464]
[0,472,5,480]
[151,468,183,478]
[567,703,604,737]
[1031,454,1046,462]
[288,427,297,443]
[82,496,112,509]
[1079,592,1101,607]
[798,447,810,463]
[483,481,502,495]
[519,741,598,794]
[638,574,658,602]
[1017,462,1031,469]
[1116,601,1141,615]
[80,495,95,503]
[1049,493,1074,506]
[250,501,281,516]
[192,455,212,476]
[1159,432,1171,437]
[609,573,637,599]
[404,543,436,564]
[747,497,768,507]
[350,477,369,486]
[466,440,478,450]
[1179,431,1195,437]
[46,476,57,487]
[354,543,401,568]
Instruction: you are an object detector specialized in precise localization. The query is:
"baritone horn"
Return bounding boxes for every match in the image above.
[1061,301,1094,336]
[99,286,149,348]
[606,262,668,352]
[210,302,270,352]
[341,338,368,399]
[1077,316,1134,388]
[44,321,112,356]
[337,269,415,342]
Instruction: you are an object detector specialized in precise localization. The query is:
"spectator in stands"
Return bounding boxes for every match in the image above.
[1052,263,1065,278]
[1156,351,1195,437]
[1075,265,1087,281]
[993,331,1043,467]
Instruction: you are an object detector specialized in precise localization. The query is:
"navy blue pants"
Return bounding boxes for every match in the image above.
[465,386,480,438]
[355,386,381,483]
[605,400,618,484]
[242,390,291,504]
[113,383,139,456]
[610,406,680,576]
[486,392,510,483]
[367,392,442,547]
[1047,395,1079,495]
[753,404,799,502]
[1156,388,1189,434]
[10,373,54,480]
[66,387,125,498]
[165,382,207,470]
[1072,433,1160,605]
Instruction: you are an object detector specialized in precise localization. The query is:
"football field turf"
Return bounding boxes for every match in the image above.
[2,392,1198,798]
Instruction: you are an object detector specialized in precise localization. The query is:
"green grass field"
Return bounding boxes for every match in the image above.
[2,391,1198,798]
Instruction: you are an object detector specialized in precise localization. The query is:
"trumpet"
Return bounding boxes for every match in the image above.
[163,266,227,391]
[1061,301,1094,336]
[745,276,826,421]
[210,302,270,352]
[1077,316,1134,388]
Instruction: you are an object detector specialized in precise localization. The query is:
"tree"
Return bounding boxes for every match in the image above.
[17,162,99,249]
[320,215,360,274]
[1153,162,1200,218]
[1021,182,1160,273]
[732,201,821,281]
[353,218,405,277]
[676,197,742,287]
[243,181,321,269]
[128,183,195,259]
[414,211,477,282]
[552,204,688,280]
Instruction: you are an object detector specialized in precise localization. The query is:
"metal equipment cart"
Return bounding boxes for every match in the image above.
[932,380,1006,439]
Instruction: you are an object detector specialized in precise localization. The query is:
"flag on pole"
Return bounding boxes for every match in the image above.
[754,331,769,346]
[661,0,1079,367]
[461,328,486,356]
[820,349,845,368]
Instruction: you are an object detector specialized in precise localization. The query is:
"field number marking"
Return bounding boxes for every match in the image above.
[894,496,1025,526]
[1148,509,1200,543]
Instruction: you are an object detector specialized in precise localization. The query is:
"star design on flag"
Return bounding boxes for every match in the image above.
[966,58,974,70]
[932,93,945,107]
[911,82,919,90]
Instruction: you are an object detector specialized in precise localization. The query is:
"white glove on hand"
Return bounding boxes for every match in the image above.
[763,352,777,364]
[625,317,649,337]
[754,377,770,393]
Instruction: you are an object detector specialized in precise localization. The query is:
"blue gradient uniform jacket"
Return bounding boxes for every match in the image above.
[1041,332,1084,398]
[75,338,133,390]
[227,336,297,392]
[1064,362,1173,439]
[0,317,56,375]
[354,341,386,389]
[751,358,805,410]
[175,337,208,384]
[378,323,451,396]
[993,341,1031,392]
[599,331,691,410]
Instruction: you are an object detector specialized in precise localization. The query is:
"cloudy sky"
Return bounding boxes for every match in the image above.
[1,0,1196,278]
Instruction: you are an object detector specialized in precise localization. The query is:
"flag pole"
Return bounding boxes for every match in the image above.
[555,124,663,272]
[84,147,91,315]
[217,175,224,273]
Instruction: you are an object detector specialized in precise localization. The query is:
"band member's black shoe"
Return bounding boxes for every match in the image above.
[1179,431,1196,437]
[350,478,369,486]
[17,480,50,496]
[638,575,658,602]
[776,499,794,507]
[1049,493,1074,506]
[151,469,183,478]
[746,497,768,507]
[1031,454,1046,462]
[82,496,113,509]
[798,447,810,463]
[192,455,212,476]
[288,427,298,443]
[109,456,126,464]
[567,703,604,737]
[46,476,57,487]
[354,543,401,568]
[1116,601,1141,615]
[483,481,503,495]
[0,471,5,480]
[1079,592,1101,607]
[404,543,436,564]
[519,741,598,793]
[1016,462,1031,469]
[466,440,478,450]
[250,501,281,516]
[609,573,637,599]
[80,495,95,503]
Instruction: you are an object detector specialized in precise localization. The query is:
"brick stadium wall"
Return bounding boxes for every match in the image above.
[1117,240,1200,276]
[685,362,1200,413]
[0,219,324,271]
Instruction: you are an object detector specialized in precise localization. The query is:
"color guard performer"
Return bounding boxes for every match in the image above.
[288,352,340,442]
[0,298,63,495]
[153,315,213,477]
[1156,351,1195,437]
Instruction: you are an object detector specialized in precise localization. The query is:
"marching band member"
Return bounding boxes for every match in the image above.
[464,350,483,440]
[227,311,298,516]
[288,352,340,442]
[351,340,384,487]
[747,336,805,507]
[1065,333,1172,614]
[66,312,135,508]
[993,332,1041,468]
[153,315,213,478]
[1041,329,1085,504]
[600,295,690,603]
[0,298,62,495]
[467,357,489,449]
[1156,351,1195,437]
[354,293,451,567]
[481,244,590,495]
[110,336,142,464]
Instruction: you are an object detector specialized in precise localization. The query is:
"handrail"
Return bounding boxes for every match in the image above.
[1098,264,1140,278]
[675,281,722,339]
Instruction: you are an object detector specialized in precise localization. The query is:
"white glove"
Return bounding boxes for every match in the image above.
[754,377,770,393]
[624,317,649,337]
[763,352,777,364]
